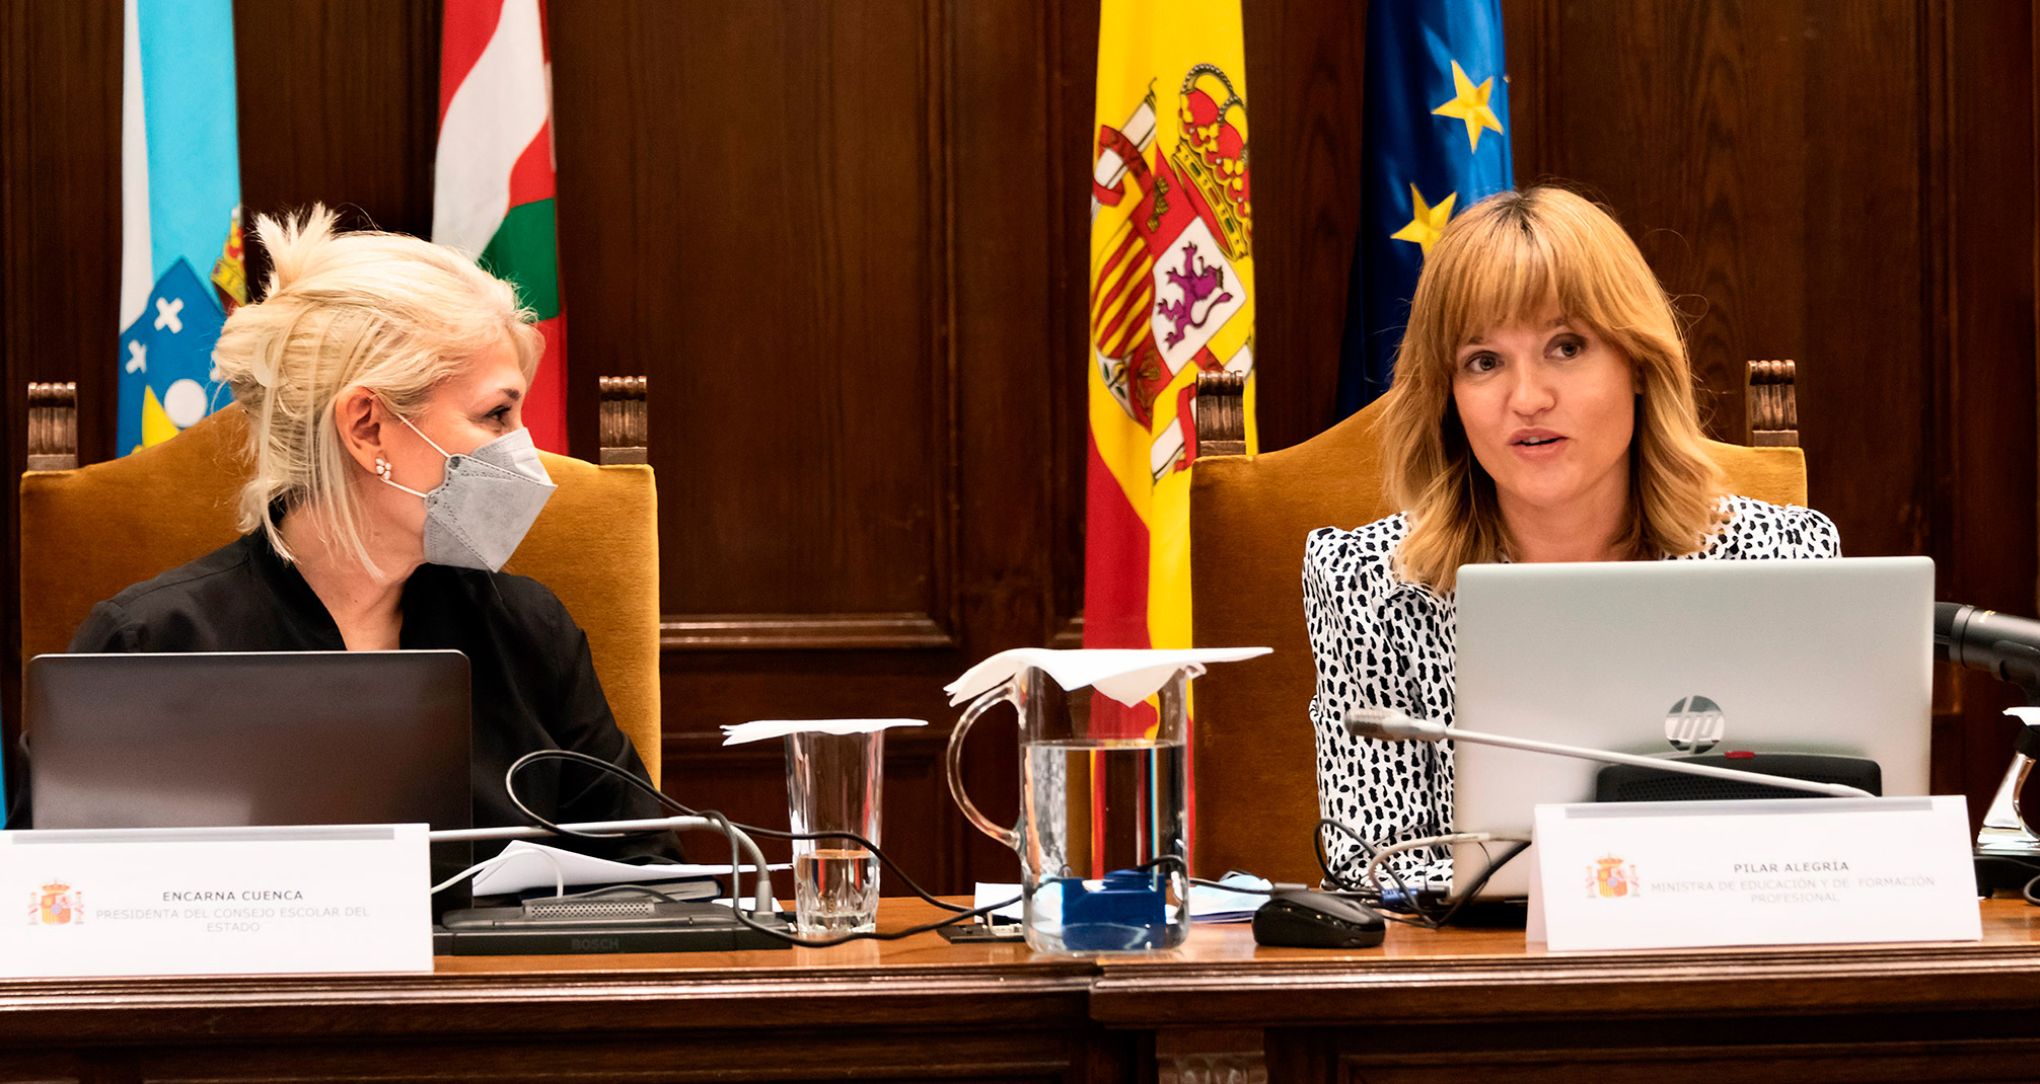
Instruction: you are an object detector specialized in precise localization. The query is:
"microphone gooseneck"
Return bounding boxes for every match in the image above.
[1344,707,1446,742]
[1340,707,1875,799]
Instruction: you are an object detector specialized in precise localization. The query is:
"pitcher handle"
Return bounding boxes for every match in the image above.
[946,681,1022,850]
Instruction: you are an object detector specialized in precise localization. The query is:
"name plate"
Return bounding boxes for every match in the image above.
[1532,797,1979,952]
[0,824,432,977]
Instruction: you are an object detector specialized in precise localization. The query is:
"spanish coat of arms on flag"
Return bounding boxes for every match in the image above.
[1085,0,1257,675]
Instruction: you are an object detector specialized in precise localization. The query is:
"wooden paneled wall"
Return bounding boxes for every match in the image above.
[1501,0,2040,821]
[3,0,2035,891]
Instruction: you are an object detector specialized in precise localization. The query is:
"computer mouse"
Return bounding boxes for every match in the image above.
[1251,890,1387,949]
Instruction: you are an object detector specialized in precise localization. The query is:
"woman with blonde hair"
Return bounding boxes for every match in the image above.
[1303,186,1837,888]
[52,207,676,860]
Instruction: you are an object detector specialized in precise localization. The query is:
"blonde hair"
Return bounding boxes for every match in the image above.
[211,205,542,572]
[1378,186,1725,592]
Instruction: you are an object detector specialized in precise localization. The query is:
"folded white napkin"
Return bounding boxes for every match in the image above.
[943,647,1271,707]
[720,718,929,746]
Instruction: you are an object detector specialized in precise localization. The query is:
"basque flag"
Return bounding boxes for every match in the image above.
[435,0,568,453]
[1336,0,1513,417]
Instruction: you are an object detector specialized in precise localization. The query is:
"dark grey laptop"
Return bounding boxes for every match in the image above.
[25,650,471,836]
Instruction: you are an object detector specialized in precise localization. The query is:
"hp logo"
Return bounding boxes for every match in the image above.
[1664,695,1725,753]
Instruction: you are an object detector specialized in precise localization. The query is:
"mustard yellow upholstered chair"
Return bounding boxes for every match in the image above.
[1188,362,1809,883]
[17,382,664,784]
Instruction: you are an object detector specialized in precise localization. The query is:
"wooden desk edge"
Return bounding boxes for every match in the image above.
[1090,899,2040,1026]
[0,900,2033,1042]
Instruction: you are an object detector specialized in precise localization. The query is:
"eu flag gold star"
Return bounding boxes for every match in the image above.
[1390,184,1457,256]
[1431,59,1505,153]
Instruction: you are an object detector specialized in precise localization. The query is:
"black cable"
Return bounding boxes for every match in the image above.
[1313,817,1528,930]
[2025,872,2040,908]
[503,752,1534,943]
[506,749,974,914]
[1316,820,1443,928]
[648,799,1021,948]
[1423,841,1528,927]
[546,883,690,904]
[1315,817,1440,924]
[500,749,1015,947]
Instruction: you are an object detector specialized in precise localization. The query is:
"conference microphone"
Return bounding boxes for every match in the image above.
[1343,707,1875,799]
[1936,601,2040,693]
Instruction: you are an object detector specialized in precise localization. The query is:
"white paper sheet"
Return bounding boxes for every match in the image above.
[944,647,1272,707]
[973,882,1025,922]
[721,718,929,746]
[1189,871,1273,923]
[471,840,788,896]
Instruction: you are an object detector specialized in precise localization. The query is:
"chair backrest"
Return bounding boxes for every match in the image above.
[17,404,664,784]
[1188,397,1811,883]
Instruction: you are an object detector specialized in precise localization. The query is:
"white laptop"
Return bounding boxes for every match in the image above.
[1450,556,1934,899]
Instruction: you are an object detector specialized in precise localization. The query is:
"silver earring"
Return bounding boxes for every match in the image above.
[374,456,392,481]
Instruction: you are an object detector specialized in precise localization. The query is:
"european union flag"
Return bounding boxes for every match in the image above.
[1337,0,1514,417]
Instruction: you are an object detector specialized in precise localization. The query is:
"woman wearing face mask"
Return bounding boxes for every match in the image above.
[57,207,676,861]
[1303,186,1839,889]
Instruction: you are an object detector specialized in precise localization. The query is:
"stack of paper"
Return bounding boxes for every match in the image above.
[473,841,787,898]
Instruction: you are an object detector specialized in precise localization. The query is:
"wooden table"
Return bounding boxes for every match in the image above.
[1100,899,2040,1082]
[1,900,2037,1083]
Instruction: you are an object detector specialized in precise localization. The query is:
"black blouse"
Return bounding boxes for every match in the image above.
[19,531,679,863]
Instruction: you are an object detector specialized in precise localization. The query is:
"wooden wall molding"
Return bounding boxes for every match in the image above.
[1742,359,1799,447]
[659,612,954,651]
[1921,0,2040,818]
[25,381,79,471]
[595,375,648,466]
[925,0,963,654]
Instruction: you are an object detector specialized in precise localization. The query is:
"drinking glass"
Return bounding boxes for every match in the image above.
[784,729,884,935]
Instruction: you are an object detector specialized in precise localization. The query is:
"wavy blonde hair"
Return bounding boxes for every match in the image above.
[1379,186,1725,592]
[211,205,542,573]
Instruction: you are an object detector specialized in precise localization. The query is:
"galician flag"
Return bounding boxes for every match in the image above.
[434,0,567,453]
[118,0,245,456]
[1085,0,1257,667]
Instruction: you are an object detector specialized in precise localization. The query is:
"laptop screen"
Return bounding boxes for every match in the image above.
[26,649,471,834]
[1450,556,1934,898]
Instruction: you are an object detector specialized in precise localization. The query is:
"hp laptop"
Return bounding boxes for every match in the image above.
[1450,556,1934,899]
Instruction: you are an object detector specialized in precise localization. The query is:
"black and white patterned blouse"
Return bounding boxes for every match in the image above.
[1301,495,1842,889]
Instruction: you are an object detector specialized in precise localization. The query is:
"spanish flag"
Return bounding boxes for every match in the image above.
[434,0,568,453]
[1085,0,1256,672]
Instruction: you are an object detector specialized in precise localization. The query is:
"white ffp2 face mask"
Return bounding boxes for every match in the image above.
[378,413,558,572]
